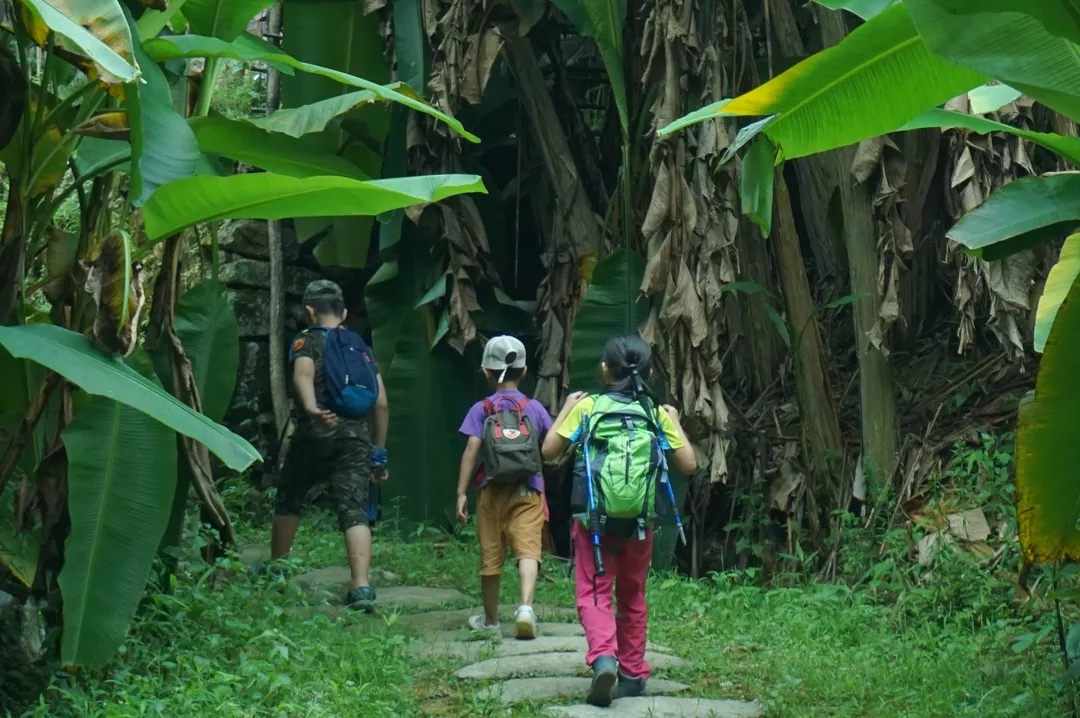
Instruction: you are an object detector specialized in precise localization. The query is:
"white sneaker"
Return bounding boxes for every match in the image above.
[467,614,500,634]
[515,605,537,640]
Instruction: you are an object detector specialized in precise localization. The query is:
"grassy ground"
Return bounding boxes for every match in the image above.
[14,504,1067,718]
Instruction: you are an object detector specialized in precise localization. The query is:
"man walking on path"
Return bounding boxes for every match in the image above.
[257,280,390,611]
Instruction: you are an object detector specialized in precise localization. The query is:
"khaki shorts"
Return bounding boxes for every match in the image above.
[477,483,544,576]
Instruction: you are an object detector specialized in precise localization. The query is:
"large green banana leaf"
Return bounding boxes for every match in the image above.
[188,116,369,180]
[141,173,487,239]
[1015,271,1080,563]
[741,137,776,237]
[59,394,177,668]
[21,0,139,84]
[143,34,479,143]
[0,324,259,471]
[569,249,648,392]
[183,0,276,41]
[1035,235,1080,353]
[909,0,1080,47]
[551,0,628,134]
[365,231,485,525]
[392,0,426,92]
[900,108,1080,166]
[967,83,1023,114]
[906,0,1080,121]
[250,90,380,138]
[135,0,189,40]
[659,4,984,159]
[281,0,390,268]
[946,174,1080,258]
[812,0,897,19]
[125,18,199,205]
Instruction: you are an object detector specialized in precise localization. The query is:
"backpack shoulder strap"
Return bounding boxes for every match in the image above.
[481,398,497,416]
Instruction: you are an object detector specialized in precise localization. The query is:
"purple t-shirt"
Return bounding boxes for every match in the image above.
[459,390,553,492]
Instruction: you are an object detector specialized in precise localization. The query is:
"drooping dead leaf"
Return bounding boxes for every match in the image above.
[82,230,146,357]
[72,110,130,140]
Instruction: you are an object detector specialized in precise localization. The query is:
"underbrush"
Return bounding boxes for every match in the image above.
[13,431,1073,717]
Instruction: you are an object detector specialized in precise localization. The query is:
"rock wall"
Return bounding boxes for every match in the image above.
[218,220,372,467]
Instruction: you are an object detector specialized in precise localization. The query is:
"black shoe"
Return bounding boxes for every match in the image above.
[616,669,646,699]
[587,655,618,707]
[346,585,376,613]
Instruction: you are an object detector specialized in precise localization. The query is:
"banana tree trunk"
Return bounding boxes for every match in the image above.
[774,174,844,490]
[503,37,602,409]
[820,7,899,480]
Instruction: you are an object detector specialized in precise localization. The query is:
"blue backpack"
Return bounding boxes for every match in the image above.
[294,326,379,418]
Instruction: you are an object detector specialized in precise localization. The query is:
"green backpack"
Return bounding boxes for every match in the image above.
[570,393,666,538]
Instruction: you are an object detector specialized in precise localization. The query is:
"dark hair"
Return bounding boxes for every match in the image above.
[484,366,525,382]
[601,335,653,398]
[307,297,345,318]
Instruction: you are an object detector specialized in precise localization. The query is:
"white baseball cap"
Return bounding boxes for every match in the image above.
[481,335,527,382]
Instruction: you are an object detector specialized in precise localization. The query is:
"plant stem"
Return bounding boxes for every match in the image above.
[0,372,60,500]
[208,222,220,283]
[194,57,223,117]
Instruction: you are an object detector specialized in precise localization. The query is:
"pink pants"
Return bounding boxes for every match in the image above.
[572,521,652,679]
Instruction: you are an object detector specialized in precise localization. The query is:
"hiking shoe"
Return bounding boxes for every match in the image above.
[248,563,288,580]
[616,669,647,699]
[346,586,376,613]
[467,614,501,634]
[587,655,618,707]
[514,605,537,640]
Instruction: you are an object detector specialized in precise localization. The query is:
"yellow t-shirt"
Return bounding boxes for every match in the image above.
[555,395,686,449]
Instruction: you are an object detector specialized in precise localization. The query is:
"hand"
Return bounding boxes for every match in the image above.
[308,408,339,429]
[561,391,587,413]
[663,404,680,421]
[373,467,389,483]
[456,494,469,525]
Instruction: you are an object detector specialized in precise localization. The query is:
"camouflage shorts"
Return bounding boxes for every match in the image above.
[275,433,372,531]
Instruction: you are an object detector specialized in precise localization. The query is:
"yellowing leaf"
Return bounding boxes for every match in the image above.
[1015,270,1080,563]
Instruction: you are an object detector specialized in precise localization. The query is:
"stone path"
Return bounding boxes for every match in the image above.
[289,561,764,717]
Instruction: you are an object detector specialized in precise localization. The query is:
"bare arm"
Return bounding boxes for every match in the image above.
[294,357,336,429]
[664,405,697,476]
[541,391,586,461]
[373,374,389,447]
[293,357,320,415]
[456,436,482,496]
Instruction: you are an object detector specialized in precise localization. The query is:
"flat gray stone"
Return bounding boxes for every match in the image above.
[544,697,763,718]
[219,256,322,297]
[237,543,269,566]
[294,568,468,609]
[433,622,585,642]
[411,635,672,661]
[456,651,685,680]
[400,605,577,632]
[480,677,690,705]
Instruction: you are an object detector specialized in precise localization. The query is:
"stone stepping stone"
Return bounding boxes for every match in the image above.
[478,677,690,705]
[400,605,577,632]
[544,697,763,718]
[433,622,585,642]
[293,567,467,609]
[456,651,685,680]
[411,635,672,661]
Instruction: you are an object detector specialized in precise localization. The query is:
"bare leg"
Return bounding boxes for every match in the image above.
[271,515,300,560]
[481,574,501,625]
[344,524,372,589]
[518,558,538,606]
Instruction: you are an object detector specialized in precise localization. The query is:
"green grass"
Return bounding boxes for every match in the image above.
[13,506,1067,718]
